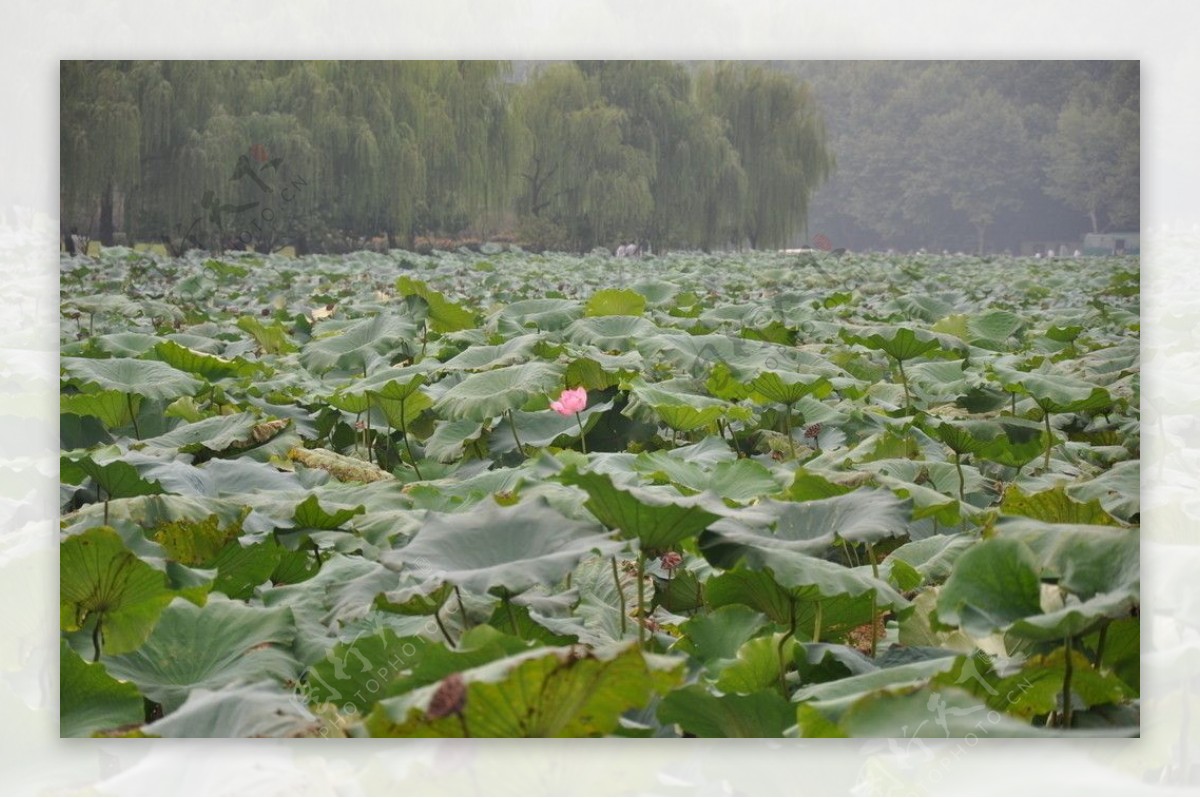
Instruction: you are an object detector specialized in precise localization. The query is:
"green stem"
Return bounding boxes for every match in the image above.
[507,410,524,455]
[1043,408,1054,470]
[399,396,422,479]
[126,393,141,439]
[612,556,627,636]
[365,394,373,465]
[433,606,456,648]
[503,592,518,635]
[897,358,910,410]
[92,615,103,662]
[784,402,796,459]
[867,542,880,659]
[636,550,646,649]
[812,600,823,643]
[455,586,469,632]
[1062,635,1074,728]
[575,412,587,455]
[954,451,966,501]
[1094,622,1109,669]
[777,598,797,697]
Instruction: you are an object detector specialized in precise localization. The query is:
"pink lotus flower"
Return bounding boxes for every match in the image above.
[550,386,587,416]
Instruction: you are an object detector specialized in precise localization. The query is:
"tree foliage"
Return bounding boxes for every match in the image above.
[60,60,1135,254]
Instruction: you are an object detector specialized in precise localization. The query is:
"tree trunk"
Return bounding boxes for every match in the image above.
[1090,209,1099,234]
[98,180,115,246]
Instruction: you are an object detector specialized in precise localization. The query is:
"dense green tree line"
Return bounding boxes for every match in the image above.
[61,60,831,253]
[61,60,1136,255]
[783,61,1139,253]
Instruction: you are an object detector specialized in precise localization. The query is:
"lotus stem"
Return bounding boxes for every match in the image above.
[954,451,966,501]
[778,598,797,698]
[503,591,519,635]
[455,586,469,632]
[364,395,373,464]
[507,410,524,455]
[92,615,103,662]
[611,556,627,636]
[636,550,646,649]
[897,358,910,410]
[399,396,422,479]
[1062,635,1074,728]
[784,402,796,459]
[126,393,141,440]
[1043,409,1054,471]
[1094,621,1109,669]
[812,600,823,643]
[575,411,587,455]
[867,542,880,659]
[433,606,457,648]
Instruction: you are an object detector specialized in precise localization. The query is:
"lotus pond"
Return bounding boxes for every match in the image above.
[59,247,1140,737]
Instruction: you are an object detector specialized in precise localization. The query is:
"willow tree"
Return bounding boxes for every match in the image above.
[586,60,746,251]
[515,63,653,250]
[61,62,142,245]
[697,63,833,250]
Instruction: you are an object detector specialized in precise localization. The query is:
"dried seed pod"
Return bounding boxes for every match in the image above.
[426,672,467,720]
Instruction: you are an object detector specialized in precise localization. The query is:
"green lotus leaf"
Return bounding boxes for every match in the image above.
[994,366,1115,413]
[560,466,726,551]
[564,315,660,351]
[815,685,1066,738]
[396,275,477,332]
[584,289,646,317]
[886,534,974,584]
[60,639,145,737]
[300,315,418,375]
[658,685,793,737]
[105,595,301,713]
[143,681,317,738]
[136,412,263,454]
[360,642,683,737]
[488,298,584,335]
[968,309,1025,344]
[840,325,966,362]
[992,517,1139,602]
[437,333,543,372]
[152,340,260,380]
[62,356,202,401]
[1065,460,1139,522]
[423,418,485,463]
[935,538,1045,638]
[433,362,564,422]
[634,454,782,503]
[61,389,140,429]
[384,496,620,596]
[714,632,791,694]
[672,605,769,672]
[701,489,910,564]
[749,371,832,406]
[61,448,164,500]
[236,315,297,354]
[1000,484,1123,526]
[971,648,1134,720]
[337,363,431,401]
[60,526,177,658]
[291,494,365,530]
[489,400,613,455]
[704,550,909,620]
